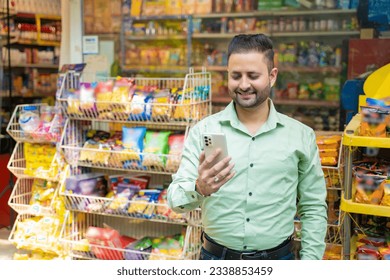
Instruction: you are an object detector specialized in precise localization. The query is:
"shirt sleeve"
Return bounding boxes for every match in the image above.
[167,123,206,213]
[297,130,328,260]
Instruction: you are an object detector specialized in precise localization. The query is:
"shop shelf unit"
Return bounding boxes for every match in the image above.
[8,212,65,257]
[6,102,66,258]
[57,67,211,260]
[59,211,202,260]
[340,113,390,260]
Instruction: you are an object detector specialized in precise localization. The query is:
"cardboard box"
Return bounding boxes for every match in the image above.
[165,0,182,15]
[195,0,212,14]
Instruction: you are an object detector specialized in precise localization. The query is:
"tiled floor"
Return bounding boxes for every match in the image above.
[0,227,16,260]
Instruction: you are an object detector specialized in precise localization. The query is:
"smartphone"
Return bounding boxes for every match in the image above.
[202,133,229,165]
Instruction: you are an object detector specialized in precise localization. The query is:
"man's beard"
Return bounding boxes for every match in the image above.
[230,83,271,109]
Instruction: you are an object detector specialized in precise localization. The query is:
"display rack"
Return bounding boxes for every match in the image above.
[56,67,211,260]
[59,211,202,260]
[340,113,390,260]
[6,99,66,258]
[7,103,62,143]
[8,212,65,256]
[7,141,59,180]
[7,177,58,215]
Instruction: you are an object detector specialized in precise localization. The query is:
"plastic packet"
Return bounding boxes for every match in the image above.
[124,237,153,260]
[353,167,386,205]
[121,126,147,167]
[142,131,171,168]
[166,134,185,172]
[95,80,114,117]
[111,77,135,115]
[151,89,171,120]
[129,92,153,121]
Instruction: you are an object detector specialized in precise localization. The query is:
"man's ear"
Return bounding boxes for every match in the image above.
[269,67,278,87]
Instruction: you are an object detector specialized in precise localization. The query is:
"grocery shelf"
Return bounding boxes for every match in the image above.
[342,114,390,148]
[60,189,201,226]
[193,8,357,18]
[14,39,61,47]
[272,31,360,37]
[194,65,342,73]
[8,177,57,215]
[7,103,61,143]
[7,142,60,181]
[58,99,210,124]
[274,99,340,108]
[59,211,201,260]
[192,30,359,39]
[9,213,64,256]
[122,65,189,73]
[58,70,212,123]
[125,35,187,40]
[340,196,390,218]
[11,63,59,69]
[61,146,183,175]
[211,96,340,108]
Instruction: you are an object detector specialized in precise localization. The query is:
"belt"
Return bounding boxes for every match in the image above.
[201,232,294,260]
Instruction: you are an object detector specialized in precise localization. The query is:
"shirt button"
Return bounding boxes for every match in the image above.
[252,137,255,141]
[191,195,195,199]
[179,206,184,209]
[249,192,252,196]
[243,245,247,250]
[250,163,253,167]
[246,218,250,222]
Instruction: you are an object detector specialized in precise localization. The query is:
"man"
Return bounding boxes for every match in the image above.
[167,34,327,260]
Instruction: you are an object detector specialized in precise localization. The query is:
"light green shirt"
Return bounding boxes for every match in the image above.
[168,100,327,260]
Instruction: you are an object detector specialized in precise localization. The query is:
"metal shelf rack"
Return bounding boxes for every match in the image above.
[56,67,211,260]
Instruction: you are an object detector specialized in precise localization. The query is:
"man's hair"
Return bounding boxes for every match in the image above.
[227,34,274,71]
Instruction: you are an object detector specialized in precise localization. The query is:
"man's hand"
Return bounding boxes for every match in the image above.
[196,149,235,197]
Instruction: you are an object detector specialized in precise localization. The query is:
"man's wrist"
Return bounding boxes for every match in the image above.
[195,179,209,197]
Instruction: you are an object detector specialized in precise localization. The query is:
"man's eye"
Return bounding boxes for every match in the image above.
[248,75,259,80]
[231,75,241,80]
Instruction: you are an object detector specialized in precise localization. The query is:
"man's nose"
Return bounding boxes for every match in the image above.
[239,76,251,90]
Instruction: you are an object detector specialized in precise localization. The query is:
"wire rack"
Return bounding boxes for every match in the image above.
[59,166,201,226]
[6,103,62,143]
[59,211,202,260]
[7,141,60,181]
[57,69,211,124]
[60,119,189,175]
[8,178,58,215]
[8,213,65,256]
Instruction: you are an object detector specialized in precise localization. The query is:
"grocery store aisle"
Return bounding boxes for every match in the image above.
[0,227,15,260]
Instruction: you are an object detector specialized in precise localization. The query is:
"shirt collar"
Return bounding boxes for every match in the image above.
[218,98,285,130]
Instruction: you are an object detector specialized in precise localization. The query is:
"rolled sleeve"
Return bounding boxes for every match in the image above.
[167,122,206,213]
